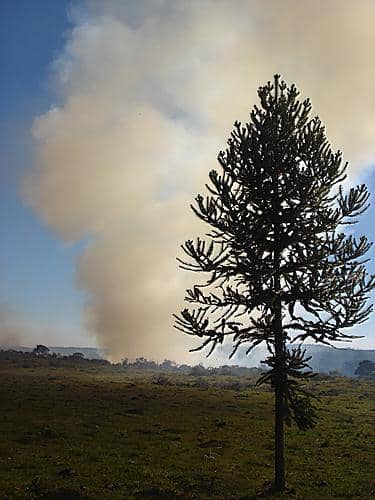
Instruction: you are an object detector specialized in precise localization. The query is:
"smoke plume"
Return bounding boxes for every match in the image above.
[0,303,81,348]
[23,0,375,361]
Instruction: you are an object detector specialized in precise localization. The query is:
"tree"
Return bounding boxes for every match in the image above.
[174,75,375,491]
[33,344,50,357]
[160,359,177,371]
[72,352,85,359]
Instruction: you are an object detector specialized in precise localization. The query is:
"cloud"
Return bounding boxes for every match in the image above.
[23,0,375,361]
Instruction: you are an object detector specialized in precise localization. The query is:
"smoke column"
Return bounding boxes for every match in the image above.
[23,0,375,361]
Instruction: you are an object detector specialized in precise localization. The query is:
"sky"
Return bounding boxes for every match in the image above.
[1,0,375,361]
[0,0,89,347]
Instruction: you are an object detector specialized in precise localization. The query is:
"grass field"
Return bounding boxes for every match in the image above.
[0,363,374,499]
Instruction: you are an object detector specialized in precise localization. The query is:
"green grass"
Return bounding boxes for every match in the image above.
[0,365,374,499]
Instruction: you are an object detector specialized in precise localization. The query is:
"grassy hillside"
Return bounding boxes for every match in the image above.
[0,363,374,499]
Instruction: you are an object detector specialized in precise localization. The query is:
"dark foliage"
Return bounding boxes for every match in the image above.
[174,75,374,489]
[33,344,50,356]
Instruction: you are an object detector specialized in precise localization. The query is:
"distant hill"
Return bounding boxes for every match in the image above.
[215,343,375,376]
[297,344,375,376]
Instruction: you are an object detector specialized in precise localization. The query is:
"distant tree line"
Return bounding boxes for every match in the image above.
[0,347,262,376]
[0,347,110,369]
[118,356,261,376]
[1,347,373,378]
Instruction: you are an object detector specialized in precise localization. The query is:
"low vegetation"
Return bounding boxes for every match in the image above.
[0,354,374,499]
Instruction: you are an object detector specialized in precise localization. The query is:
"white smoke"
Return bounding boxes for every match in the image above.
[23,0,375,361]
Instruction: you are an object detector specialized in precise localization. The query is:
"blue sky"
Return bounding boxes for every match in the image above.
[1,1,375,353]
[0,0,90,346]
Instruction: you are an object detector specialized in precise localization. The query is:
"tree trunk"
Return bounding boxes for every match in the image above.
[274,387,285,491]
[273,218,285,490]
[272,84,286,491]
[274,296,286,491]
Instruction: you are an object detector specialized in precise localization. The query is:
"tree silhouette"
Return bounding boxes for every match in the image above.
[72,352,85,359]
[174,75,375,491]
[33,344,50,357]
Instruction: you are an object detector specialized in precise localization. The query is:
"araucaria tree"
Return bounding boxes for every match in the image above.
[174,75,375,491]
